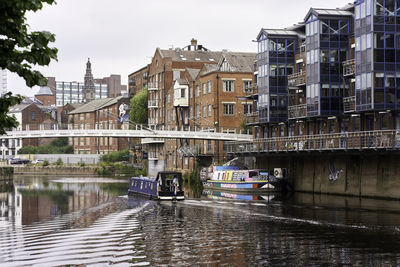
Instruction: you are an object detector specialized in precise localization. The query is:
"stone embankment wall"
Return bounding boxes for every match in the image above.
[256,153,400,199]
[13,166,98,175]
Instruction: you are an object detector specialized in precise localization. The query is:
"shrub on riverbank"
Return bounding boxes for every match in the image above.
[18,138,73,154]
[95,162,145,177]
[100,149,129,163]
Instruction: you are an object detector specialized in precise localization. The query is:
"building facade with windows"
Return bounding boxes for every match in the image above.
[250,2,400,142]
[67,96,131,154]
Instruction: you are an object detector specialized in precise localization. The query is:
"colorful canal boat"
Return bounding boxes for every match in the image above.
[204,166,287,192]
[128,171,184,200]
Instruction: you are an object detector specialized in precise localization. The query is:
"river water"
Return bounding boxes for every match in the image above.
[1,175,400,266]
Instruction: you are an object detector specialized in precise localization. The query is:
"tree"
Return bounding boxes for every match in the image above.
[129,88,148,124]
[0,0,58,133]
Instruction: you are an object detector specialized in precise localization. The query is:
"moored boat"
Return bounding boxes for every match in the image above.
[204,166,287,192]
[128,171,184,200]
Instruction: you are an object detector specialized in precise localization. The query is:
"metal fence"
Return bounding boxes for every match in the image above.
[227,130,400,154]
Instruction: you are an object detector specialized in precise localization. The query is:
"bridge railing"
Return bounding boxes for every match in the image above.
[226,130,400,154]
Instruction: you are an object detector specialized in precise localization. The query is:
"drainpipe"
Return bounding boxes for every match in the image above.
[216,74,220,162]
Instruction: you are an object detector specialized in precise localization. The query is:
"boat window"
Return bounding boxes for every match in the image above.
[249,171,258,178]
[140,181,143,190]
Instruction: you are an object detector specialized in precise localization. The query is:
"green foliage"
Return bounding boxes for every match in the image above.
[42,159,49,166]
[100,148,129,163]
[129,89,148,124]
[78,161,86,167]
[55,157,63,166]
[18,137,73,154]
[0,93,23,134]
[240,119,253,135]
[95,162,143,177]
[0,0,57,134]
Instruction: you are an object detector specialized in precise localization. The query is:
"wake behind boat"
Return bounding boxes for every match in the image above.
[128,171,184,200]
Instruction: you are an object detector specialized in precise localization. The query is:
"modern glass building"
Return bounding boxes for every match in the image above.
[55,81,108,107]
[252,2,400,139]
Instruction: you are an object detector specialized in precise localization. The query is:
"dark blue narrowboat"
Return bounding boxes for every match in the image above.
[128,171,184,200]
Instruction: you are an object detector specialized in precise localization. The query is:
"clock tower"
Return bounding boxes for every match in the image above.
[83,58,95,102]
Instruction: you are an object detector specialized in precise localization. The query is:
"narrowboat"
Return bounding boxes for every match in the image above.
[128,171,184,200]
[204,166,288,192]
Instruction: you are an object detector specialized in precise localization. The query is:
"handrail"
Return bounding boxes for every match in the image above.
[227,130,400,153]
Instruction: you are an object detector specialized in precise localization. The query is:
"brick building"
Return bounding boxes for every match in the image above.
[1,104,56,157]
[68,96,131,154]
[128,66,149,96]
[167,51,256,171]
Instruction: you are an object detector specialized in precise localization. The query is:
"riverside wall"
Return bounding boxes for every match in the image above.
[255,152,400,199]
[13,166,98,175]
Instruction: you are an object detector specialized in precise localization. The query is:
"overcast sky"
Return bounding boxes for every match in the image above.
[8,0,353,97]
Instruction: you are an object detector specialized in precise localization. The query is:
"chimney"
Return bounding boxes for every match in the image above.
[191,38,198,50]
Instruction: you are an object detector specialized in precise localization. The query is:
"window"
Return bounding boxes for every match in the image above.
[223,80,235,92]
[196,85,199,97]
[208,104,212,117]
[203,83,206,95]
[203,106,206,118]
[243,80,252,92]
[167,94,170,103]
[181,88,185,98]
[190,87,193,98]
[243,104,252,114]
[208,81,212,93]
[31,111,35,121]
[173,70,180,81]
[223,103,234,115]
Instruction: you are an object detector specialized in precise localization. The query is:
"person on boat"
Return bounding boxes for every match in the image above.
[172,175,179,196]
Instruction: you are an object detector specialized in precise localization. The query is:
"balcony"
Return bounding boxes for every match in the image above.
[343,59,355,77]
[244,84,258,98]
[288,72,306,87]
[148,99,159,108]
[148,82,158,91]
[343,96,356,113]
[288,104,307,119]
[245,111,259,125]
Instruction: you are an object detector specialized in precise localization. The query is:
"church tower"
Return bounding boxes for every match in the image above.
[83,58,95,102]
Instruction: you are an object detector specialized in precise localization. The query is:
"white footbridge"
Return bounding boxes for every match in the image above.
[2,124,253,142]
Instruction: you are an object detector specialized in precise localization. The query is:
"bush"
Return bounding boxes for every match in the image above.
[43,159,49,166]
[100,148,129,163]
[78,161,86,167]
[55,157,63,166]
[18,137,73,154]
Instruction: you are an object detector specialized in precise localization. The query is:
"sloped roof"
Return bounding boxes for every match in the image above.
[177,78,189,86]
[304,8,353,21]
[8,104,31,113]
[220,52,256,73]
[36,86,54,96]
[68,96,124,114]
[200,64,219,76]
[158,48,221,63]
[186,68,201,81]
[257,28,304,41]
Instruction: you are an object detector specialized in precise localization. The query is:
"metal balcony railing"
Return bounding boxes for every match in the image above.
[343,59,355,77]
[226,130,400,154]
[288,72,306,87]
[244,84,258,96]
[343,96,356,113]
[147,82,158,91]
[245,111,259,125]
[288,104,307,119]
[148,99,159,108]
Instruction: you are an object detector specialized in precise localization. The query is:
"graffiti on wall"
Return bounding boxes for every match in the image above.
[329,160,342,181]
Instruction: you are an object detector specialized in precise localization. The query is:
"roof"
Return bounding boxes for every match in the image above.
[257,28,303,40]
[68,96,124,114]
[219,52,256,73]
[200,64,219,76]
[305,8,353,21]
[36,86,54,96]
[158,48,221,63]
[8,104,31,113]
[176,79,189,86]
[186,68,201,81]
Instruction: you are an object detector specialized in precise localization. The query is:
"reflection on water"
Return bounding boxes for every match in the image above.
[2,175,400,266]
